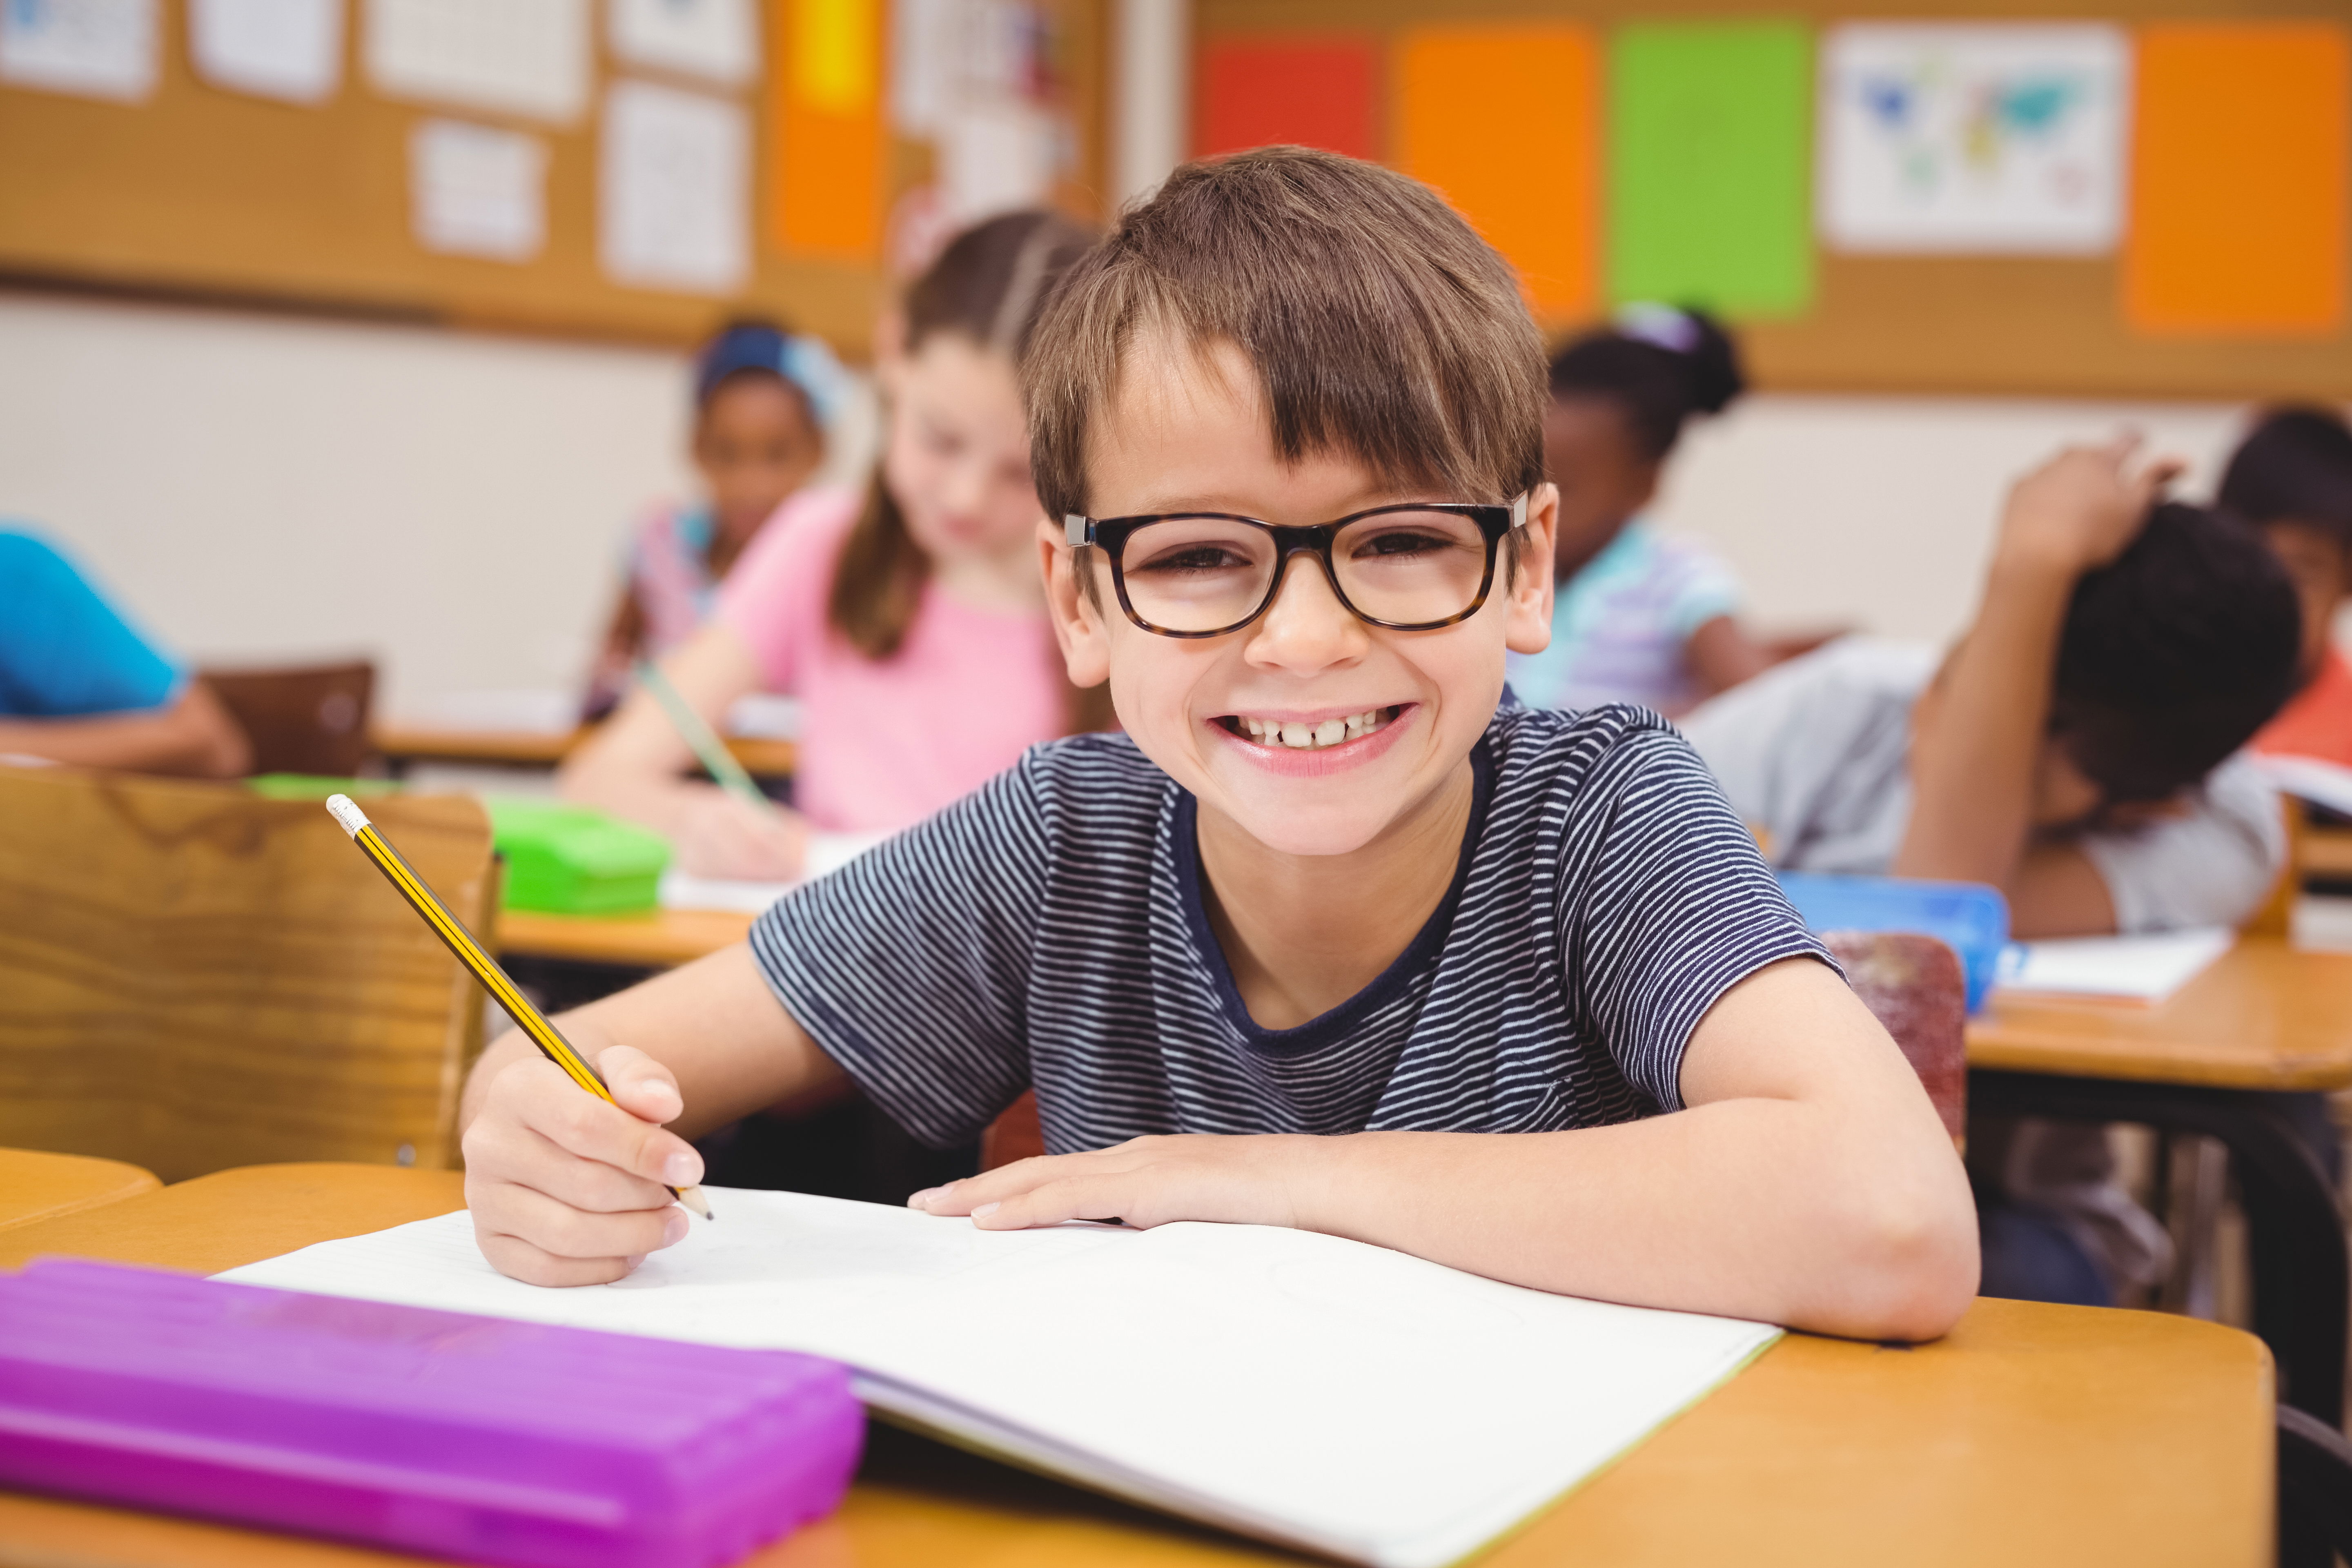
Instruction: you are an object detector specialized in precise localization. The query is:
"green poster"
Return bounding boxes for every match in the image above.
[1608,21,1815,318]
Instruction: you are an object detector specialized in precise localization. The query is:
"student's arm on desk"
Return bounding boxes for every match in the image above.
[916,958,1979,1342]
[0,680,250,777]
[457,945,846,1286]
[1892,439,2173,939]
[558,622,806,880]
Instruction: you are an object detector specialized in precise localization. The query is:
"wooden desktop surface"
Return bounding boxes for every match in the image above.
[371,725,797,778]
[1967,938,2352,1091]
[0,1163,2272,1567]
[0,1149,158,1233]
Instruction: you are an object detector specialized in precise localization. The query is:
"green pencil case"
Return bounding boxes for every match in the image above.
[484,798,670,915]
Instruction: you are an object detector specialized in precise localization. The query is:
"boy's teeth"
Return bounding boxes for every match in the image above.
[1237,708,1390,749]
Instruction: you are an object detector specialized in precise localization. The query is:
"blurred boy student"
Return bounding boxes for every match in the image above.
[2220,406,2352,768]
[0,527,248,777]
[562,212,1104,878]
[1681,443,2301,1302]
[463,149,1977,1341]
[582,320,850,717]
[1504,307,1771,715]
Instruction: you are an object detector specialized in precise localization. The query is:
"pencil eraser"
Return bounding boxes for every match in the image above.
[324,794,370,836]
[0,1260,864,1568]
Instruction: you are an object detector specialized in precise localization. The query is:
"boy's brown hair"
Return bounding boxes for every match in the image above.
[1024,146,1547,546]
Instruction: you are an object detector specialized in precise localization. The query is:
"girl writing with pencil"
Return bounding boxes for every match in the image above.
[561,212,1106,879]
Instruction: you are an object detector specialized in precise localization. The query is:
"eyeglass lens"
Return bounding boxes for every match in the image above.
[1118,510,1489,633]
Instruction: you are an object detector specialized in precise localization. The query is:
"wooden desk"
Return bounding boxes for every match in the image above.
[372,725,797,779]
[1969,939,2352,1091]
[0,1163,2274,1568]
[497,906,756,969]
[0,1149,158,1232]
[1967,937,2352,1426]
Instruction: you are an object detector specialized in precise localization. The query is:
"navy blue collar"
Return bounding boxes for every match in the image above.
[1173,739,1495,1058]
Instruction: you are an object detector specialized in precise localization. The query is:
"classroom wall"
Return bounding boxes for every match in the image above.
[0,287,2316,717]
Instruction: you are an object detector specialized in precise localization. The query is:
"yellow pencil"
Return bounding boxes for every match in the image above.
[325,794,712,1221]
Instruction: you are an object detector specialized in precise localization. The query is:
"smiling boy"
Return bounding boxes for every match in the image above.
[458,149,1976,1340]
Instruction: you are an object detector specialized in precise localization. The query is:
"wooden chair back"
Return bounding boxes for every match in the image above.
[0,765,493,1181]
[2242,793,2305,940]
[199,660,376,777]
[980,931,1970,1170]
[1821,930,1968,1140]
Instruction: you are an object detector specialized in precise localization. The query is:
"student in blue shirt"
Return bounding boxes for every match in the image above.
[0,528,248,776]
[453,149,1977,1342]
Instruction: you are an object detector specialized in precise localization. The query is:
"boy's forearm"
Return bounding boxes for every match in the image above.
[1892,553,2074,887]
[0,686,250,778]
[1296,1108,1976,1341]
[459,944,847,1140]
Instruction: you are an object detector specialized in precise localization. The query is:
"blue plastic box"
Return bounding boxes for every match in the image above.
[1775,871,2010,1013]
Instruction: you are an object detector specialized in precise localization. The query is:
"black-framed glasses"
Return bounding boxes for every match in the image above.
[1063,494,1528,639]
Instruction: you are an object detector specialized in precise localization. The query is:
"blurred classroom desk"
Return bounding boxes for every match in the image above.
[497,906,756,969]
[0,1162,2275,1568]
[372,724,797,778]
[0,1149,158,1232]
[1967,937,2352,1426]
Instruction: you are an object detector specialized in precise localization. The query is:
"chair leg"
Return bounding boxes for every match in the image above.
[2277,1405,2352,1568]
[2158,1133,2228,1319]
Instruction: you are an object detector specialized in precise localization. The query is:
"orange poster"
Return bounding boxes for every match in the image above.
[2125,22,2349,337]
[1392,24,1598,323]
[774,0,885,261]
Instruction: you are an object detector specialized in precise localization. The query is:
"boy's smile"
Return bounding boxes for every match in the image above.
[1043,334,1557,860]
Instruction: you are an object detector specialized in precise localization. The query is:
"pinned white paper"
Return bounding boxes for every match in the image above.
[0,0,157,101]
[940,99,1056,222]
[365,0,590,123]
[599,78,749,294]
[189,0,343,104]
[1819,24,2129,255]
[608,0,757,88]
[888,0,951,134]
[410,118,547,261]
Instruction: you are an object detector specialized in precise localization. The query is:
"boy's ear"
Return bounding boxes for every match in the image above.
[1505,483,1559,656]
[1039,518,1113,688]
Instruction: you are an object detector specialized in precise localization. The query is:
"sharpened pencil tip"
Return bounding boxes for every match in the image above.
[676,1186,714,1221]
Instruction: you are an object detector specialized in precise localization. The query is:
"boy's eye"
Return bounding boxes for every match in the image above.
[1129,543,1256,576]
[1350,528,1455,560]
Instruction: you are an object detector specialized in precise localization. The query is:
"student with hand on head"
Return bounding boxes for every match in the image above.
[0,527,249,777]
[582,318,849,718]
[463,149,1977,1343]
[1505,307,1771,716]
[1680,440,2303,1304]
[2219,405,2352,767]
[561,212,1106,879]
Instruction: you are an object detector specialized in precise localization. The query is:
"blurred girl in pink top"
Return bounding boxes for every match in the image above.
[562,211,1107,876]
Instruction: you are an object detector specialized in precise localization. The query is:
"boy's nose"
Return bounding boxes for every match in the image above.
[1247,554,1368,669]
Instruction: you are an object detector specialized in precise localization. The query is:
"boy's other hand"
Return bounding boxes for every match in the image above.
[672,791,807,880]
[1996,435,2185,579]
[907,1134,1319,1233]
[461,1044,705,1287]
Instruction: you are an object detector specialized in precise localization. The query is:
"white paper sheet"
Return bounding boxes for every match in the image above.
[607,0,756,87]
[189,0,342,104]
[1818,24,2129,255]
[365,0,589,123]
[221,1192,1778,1568]
[887,0,951,134]
[940,98,1057,222]
[1996,927,2233,1004]
[2254,753,2352,822]
[409,118,547,261]
[0,0,156,101]
[721,692,800,740]
[658,832,886,911]
[598,78,750,294]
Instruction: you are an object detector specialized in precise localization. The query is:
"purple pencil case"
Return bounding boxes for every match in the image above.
[0,1259,864,1568]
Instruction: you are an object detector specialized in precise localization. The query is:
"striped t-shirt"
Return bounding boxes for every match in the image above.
[748,703,1827,1153]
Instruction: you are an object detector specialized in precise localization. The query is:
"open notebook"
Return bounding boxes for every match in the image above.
[222,1190,1778,1568]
